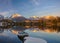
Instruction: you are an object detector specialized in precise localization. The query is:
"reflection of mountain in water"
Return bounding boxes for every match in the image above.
[1,26,60,33]
[0,26,60,43]
[10,26,29,43]
[0,26,29,43]
[29,27,60,33]
[11,26,28,31]
[41,27,60,33]
[10,26,29,35]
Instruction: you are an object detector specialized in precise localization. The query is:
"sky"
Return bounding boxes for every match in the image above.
[0,0,60,17]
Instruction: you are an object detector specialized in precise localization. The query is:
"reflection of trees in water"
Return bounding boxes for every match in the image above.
[23,25,60,33]
[1,25,60,33]
[0,26,29,43]
[10,26,28,34]
[0,26,13,29]
[9,26,29,43]
[0,25,60,43]
[30,26,60,33]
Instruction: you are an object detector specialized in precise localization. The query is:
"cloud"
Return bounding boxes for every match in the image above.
[0,12,9,16]
[0,10,15,17]
[31,0,40,6]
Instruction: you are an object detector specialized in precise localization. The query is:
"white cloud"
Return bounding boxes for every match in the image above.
[0,10,15,17]
[0,12,9,16]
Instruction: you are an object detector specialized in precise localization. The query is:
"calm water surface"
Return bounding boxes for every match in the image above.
[0,26,60,43]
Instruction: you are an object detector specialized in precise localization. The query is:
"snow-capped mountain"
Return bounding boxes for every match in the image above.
[29,16,40,20]
[10,14,27,22]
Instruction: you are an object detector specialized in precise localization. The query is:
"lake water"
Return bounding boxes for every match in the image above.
[0,26,60,43]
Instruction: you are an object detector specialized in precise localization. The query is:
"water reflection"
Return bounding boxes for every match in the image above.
[17,32,29,43]
[10,26,29,43]
[0,25,60,33]
[0,29,4,33]
[24,26,60,33]
[0,26,60,43]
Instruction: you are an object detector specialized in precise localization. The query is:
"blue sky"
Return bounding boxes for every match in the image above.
[0,0,60,17]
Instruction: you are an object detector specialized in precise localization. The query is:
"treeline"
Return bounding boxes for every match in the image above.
[0,16,60,27]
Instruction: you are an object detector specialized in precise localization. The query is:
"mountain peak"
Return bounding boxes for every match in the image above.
[29,16,39,20]
[11,13,22,18]
[30,16,39,18]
